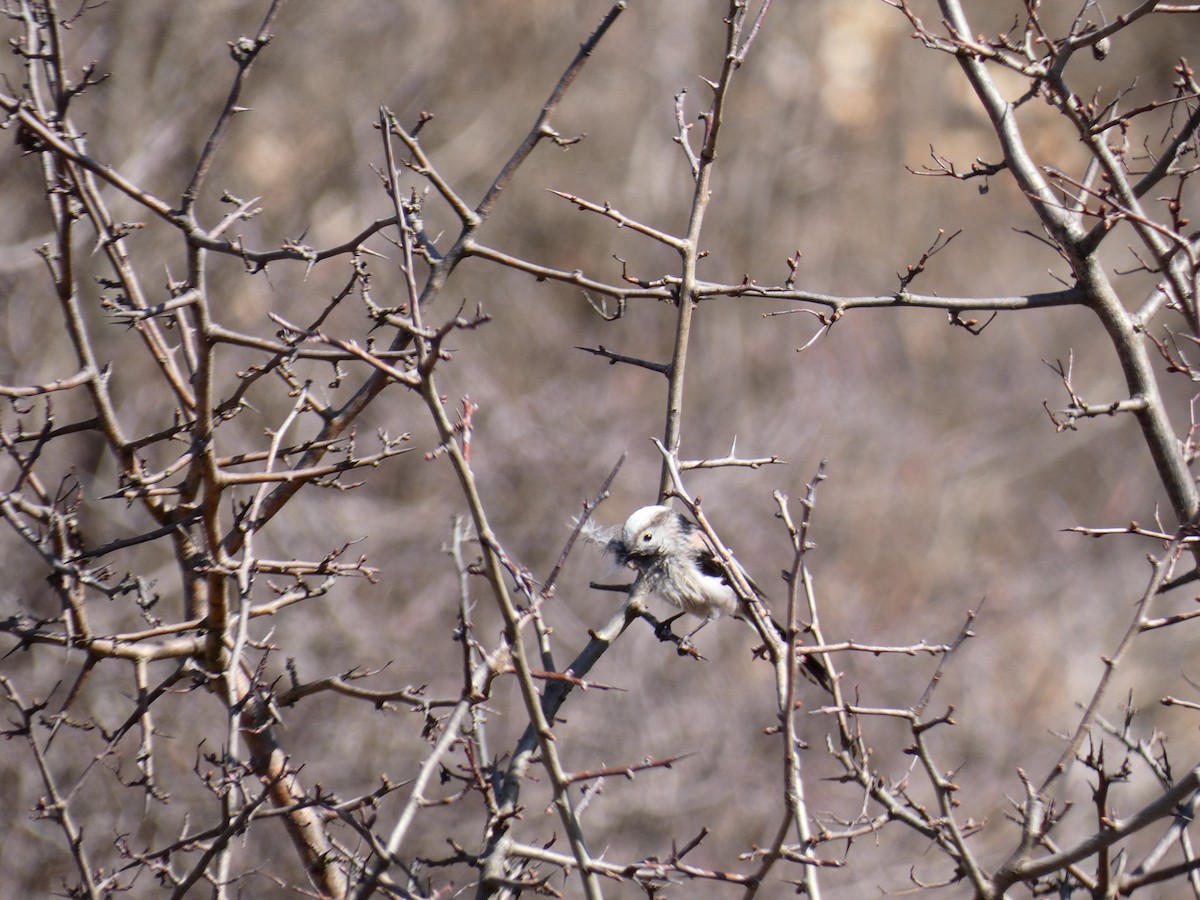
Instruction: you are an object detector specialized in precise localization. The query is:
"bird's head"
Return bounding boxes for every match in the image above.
[621,505,683,558]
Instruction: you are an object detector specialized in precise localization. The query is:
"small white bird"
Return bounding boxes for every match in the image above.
[593,505,833,690]
[617,505,739,627]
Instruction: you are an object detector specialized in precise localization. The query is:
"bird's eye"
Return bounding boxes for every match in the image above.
[642,533,652,542]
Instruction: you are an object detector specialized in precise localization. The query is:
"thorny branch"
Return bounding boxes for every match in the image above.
[7,0,1200,898]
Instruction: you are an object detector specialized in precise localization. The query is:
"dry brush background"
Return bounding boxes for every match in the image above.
[3,1,1200,897]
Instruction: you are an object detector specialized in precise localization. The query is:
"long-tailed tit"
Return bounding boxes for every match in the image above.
[589,505,832,691]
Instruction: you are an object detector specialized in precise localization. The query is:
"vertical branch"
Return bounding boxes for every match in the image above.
[1080,257,1200,528]
[474,1,629,221]
[659,0,760,497]
[1,677,101,900]
[741,479,829,900]
[352,677,484,899]
[227,0,625,552]
[181,0,287,210]
[218,387,313,891]
[936,0,1200,535]
[1036,545,1177,797]
[414,371,602,900]
[185,237,231,672]
[934,0,1082,247]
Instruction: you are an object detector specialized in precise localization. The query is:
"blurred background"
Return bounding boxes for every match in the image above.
[3,1,1200,896]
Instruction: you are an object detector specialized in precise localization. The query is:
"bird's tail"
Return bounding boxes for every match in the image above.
[746,608,834,694]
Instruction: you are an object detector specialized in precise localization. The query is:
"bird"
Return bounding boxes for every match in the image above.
[617,505,739,626]
[593,505,833,691]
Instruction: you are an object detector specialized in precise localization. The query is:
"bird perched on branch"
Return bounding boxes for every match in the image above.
[587,504,833,691]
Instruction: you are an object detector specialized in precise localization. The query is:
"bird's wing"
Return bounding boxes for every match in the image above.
[693,541,730,582]
[681,514,835,693]
[679,515,766,596]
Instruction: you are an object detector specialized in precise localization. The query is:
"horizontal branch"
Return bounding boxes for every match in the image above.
[104,290,200,321]
[561,754,689,786]
[0,367,97,397]
[208,324,416,360]
[710,283,1087,313]
[801,639,953,657]
[0,92,401,271]
[527,669,624,692]
[217,443,411,486]
[680,453,783,470]
[507,840,756,887]
[1140,608,1200,631]
[1065,523,1198,542]
[465,240,673,302]
[1,619,204,661]
[221,556,378,579]
[1059,398,1148,418]
[1010,766,1200,883]
[679,436,783,470]
[277,671,442,710]
[79,515,200,559]
[547,190,688,250]
[575,344,670,374]
[1,575,341,659]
